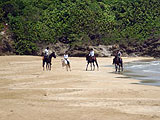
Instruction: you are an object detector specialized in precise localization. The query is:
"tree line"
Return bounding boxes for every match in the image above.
[0,0,160,55]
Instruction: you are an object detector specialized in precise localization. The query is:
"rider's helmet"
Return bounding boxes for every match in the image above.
[64,51,68,54]
[90,48,93,51]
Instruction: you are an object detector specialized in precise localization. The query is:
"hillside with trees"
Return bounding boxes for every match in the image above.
[0,0,160,57]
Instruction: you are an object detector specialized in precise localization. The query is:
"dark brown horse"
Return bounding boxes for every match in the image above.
[86,54,99,71]
[42,52,56,70]
[113,56,123,72]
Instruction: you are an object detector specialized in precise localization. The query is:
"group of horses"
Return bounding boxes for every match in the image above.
[42,52,123,72]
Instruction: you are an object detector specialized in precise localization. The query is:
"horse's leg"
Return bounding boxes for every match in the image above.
[46,63,48,71]
[90,63,92,71]
[43,60,45,71]
[50,61,52,70]
[45,63,47,71]
[49,63,51,70]
[67,65,69,71]
[65,65,68,71]
[93,62,95,71]
[118,65,120,72]
[115,64,117,72]
[86,62,89,71]
[121,65,123,71]
[48,64,50,70]
[121,62,123,71]
[68,63,71,71]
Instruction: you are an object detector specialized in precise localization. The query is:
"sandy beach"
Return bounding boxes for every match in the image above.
[0,56,160,120]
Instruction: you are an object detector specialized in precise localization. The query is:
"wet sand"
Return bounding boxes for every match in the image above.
[0,56,160,120]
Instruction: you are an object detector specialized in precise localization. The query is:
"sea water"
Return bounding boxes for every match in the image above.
[124,60,160,86]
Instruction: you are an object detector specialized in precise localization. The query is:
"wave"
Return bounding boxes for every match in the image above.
[124,60,160,86]
[142,70,160,74]
[126,61,160,69]
[126,65,145,68]
[150,61,160,66]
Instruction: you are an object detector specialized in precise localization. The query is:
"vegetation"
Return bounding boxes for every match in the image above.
[0,0,160,54]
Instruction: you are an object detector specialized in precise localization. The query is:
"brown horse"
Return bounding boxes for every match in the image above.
[42,52,56,70]
[113,56,123,72]
[86,54,99,71]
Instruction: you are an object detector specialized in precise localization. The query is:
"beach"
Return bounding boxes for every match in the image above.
[0,56,160,120]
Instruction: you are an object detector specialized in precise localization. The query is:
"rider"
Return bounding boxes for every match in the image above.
[117,50,122,62]
[117,50,122,58]
[89,48,95,60]
[44,47,49,58]
[64,51,70,64]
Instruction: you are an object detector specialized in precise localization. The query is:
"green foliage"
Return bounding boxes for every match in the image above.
[0,0,159,54]
[110,0,160,43]
[0,23,4,31]
[14,39,37,55]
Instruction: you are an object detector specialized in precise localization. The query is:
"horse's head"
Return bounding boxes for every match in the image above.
[50,52,56,58]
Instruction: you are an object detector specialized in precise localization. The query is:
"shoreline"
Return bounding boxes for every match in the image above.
[0,56,160,120]
[122,58,160,87]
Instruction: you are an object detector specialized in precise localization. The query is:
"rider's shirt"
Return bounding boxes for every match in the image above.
[89,51,94,57]
[117,51,122,57]
[64,54,70,64]
[44,49,49,56]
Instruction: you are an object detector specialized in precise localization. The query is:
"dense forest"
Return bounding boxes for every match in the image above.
[0,0,160,55]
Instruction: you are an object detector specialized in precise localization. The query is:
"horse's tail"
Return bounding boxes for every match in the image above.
[120,58,123,71]
[61,59,64,67]
[42,56,44,60]
[113,58,115,64]
[86,54,89,61]
[121,59,123,67]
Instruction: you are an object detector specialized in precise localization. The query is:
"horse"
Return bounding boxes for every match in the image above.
[113,56,123,72]
[86,54,99,71]
[42,52,56,71]
[61,59,71,71]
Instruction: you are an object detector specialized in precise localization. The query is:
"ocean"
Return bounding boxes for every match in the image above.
[124,60,160,86]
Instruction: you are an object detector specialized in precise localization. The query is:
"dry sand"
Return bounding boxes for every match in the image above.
[0,56,160,120]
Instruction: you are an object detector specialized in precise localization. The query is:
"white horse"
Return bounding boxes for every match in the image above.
[61,59,71,71]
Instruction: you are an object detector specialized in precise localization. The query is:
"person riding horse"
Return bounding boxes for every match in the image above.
[44,47,50,59]
[89,48,96,61]
[62,51,71,71]
[42,47,56,70]
[117,50,122,62]
[86,48,99,71]
[64,51,70,64]
[113,50,123,72]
